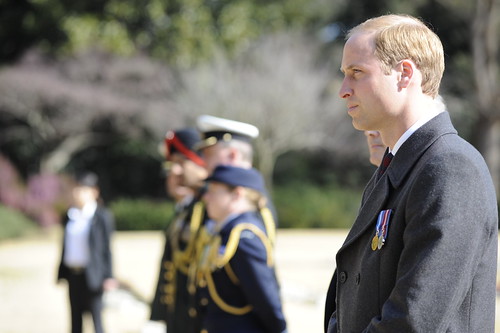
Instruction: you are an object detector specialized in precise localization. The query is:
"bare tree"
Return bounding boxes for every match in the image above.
[0,50,181,174]
[473,0,500,193]
[173,33,356,186]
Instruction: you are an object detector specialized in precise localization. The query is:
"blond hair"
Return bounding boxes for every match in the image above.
[348,14,444,98]
[243,188,267,210]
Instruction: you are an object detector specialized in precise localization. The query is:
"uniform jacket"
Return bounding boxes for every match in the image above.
[57,205,114,292]
[150,197,205,333]
[202,211,287,333]
[325,112,498,333]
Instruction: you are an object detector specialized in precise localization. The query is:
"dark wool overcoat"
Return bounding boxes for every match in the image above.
[325,112,498,333]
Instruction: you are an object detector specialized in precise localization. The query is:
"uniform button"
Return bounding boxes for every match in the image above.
[201,330,208,333]
[355,273,361,285]
[200,298,209,306]
[189,308,197,317]
[339,271,347,283]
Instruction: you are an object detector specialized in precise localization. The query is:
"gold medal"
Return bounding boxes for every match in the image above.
[371,235,379,251]
[377,236,385,250]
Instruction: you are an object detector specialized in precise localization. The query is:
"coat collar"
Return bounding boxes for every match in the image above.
[387,112,457,189]
[338,112,457,253]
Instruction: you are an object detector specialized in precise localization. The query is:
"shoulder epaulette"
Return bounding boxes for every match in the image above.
[202,222,274,316]
[216,222,274,268]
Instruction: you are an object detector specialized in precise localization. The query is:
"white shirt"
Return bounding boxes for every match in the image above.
[63,201,97,268]
[391,107,445,155]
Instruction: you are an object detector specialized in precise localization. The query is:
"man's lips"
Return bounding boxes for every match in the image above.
[347,104,358,112]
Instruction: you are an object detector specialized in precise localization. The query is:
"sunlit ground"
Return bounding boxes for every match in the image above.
[0,229,499,333]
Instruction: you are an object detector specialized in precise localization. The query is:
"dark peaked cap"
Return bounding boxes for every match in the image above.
[164,128,205,166]
[75,172,99,187]
[195,115,259,150]
[205,165,266,194]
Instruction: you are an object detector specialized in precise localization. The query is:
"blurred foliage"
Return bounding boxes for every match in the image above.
[0,154,73,227]
[0,0,499,234]
[110,198,175,231]
[274,149,377,189]
[0,0,335,66]
[273,183,362,228]
[0,204,38,240]
[66,137,166,201]
[107,183,362,231]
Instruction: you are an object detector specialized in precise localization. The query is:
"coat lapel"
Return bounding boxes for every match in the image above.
[337,112,457,254]
[338,175,391,253]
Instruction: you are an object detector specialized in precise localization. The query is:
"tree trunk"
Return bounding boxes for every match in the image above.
[40,133,110,173]
[472,0,500,194]
[472,115,500,195]
[484,120,500,195]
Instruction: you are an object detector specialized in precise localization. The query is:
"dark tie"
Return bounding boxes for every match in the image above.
[377,150,393,180]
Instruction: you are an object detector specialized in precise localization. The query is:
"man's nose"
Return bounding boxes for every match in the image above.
[338,79,352,99]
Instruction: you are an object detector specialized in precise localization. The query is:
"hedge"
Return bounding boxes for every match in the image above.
[109,184,363,231]
[0,204,38,240]
[272,183,362,229]
[109,199,175,231]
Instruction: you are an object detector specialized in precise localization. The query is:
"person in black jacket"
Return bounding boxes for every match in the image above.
[325,14,497,333]
[57,172,117,333]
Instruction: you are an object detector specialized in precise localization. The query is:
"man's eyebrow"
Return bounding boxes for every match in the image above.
[340,64,355,74]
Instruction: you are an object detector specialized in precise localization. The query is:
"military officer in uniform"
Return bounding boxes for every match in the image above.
[195,115,259,173]
[187,115,278,331]
[195,115,276,230]
[198,165,287,333]
[149,128,208,333]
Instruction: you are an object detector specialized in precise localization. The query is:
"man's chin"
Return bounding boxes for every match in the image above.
[351,120,367,131]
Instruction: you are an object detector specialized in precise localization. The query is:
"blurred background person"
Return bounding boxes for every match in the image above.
[364,131,385,167]
[195,114,276,229]
[57,172,117,333]
[187,115,279,331]
[363,94,447,169]
[148,128,208,333]
[195,115,259,174]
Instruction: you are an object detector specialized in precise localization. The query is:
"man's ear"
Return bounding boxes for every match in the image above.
[227,147,239,163]
[398,59,415,89]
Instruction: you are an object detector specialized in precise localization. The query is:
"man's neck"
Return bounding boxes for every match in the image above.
[381,95,442,151]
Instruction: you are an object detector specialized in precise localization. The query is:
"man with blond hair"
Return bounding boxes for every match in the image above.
[325,14,497,332]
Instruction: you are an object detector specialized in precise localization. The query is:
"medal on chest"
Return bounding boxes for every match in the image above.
[371,209,393,251]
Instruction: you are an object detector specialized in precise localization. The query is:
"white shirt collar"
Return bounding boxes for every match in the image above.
[391,109,444,155]
[68,201,97,220]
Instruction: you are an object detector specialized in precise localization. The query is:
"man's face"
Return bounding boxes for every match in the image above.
[339,32,401,132]
[364,130,386,167]
[200,143,231,174]
[72,186,98,208]
[166,153,207,201]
